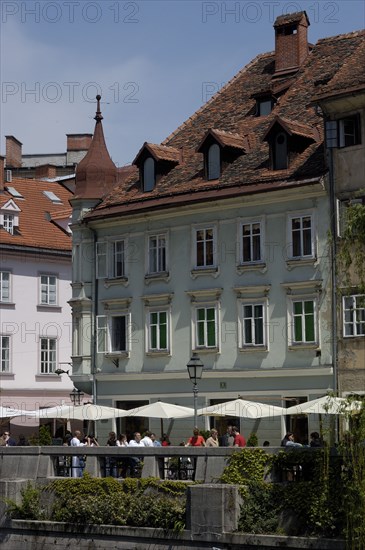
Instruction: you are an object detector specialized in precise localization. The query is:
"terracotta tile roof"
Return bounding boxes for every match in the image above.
[0,178,72,252]
[133,143,180,165]
[86,29,364,220]
[263,116,319,142]
[197,129,247,152]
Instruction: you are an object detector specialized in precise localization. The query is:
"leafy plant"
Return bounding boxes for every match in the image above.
[246,432,258,447]
[5,482,45,520]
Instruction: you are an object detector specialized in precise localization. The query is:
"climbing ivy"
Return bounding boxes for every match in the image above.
[337,199,365,294]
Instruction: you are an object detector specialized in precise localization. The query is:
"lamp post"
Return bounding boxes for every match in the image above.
[69,388,84,406]
[187,353,204,427]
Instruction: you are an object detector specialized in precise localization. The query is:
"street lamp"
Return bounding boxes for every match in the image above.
[69,388,84,406]
[187,353,204,427]
[54,368,70,376]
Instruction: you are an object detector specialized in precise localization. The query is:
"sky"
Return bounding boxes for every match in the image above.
[1,0,364,167]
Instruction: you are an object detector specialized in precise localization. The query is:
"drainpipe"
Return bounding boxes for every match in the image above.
[325,116,339,444]
[87,224,98,406]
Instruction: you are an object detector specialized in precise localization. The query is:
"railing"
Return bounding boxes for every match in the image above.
[0,445,331,483]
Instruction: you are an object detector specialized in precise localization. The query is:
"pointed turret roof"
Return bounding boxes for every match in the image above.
[74,95,117,200]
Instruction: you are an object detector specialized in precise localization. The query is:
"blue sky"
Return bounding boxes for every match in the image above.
[1,0,364,167]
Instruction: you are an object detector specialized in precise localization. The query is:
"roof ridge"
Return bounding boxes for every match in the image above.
[316,29,365,44]
[161,51,273,146]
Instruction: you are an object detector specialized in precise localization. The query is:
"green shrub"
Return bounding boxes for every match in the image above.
[5,482,45,520]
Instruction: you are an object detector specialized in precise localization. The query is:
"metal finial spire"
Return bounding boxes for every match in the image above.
[94,94,103,122]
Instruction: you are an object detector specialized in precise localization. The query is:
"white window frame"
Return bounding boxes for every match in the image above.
[343,295,365,337]
[287,211,315,260]
[239,217,264,264]
[288,297,318,346]
[40,337,57,374]
[0,271,11,302]
[0,335,11,373]
[146,307,170,353]
[192,224,217,270]
[96,238,128,280]
[40,274,57,306]
[147,233,168,275]
[239,300,267,349]
[193,302,219,351]
[97,312,131,354]
[112,240,125,278]
[3,214,14,234]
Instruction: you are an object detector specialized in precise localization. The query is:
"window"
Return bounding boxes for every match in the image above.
[257,99,273,116]
[40,337,56,374]
[343,295,365,337]
[242,303,265,347]
[143,157,155,191]
[96,239,127,280]
[3,214,14,234]
[1,335,10,372]
[0,271,10,302]
[273,132,288,170]
[207,143,220,180]
[113,240,125,278]
[289,213,314,259]
[148,310,169,352]
[40,274,57,305]
[148,234,167,274]
[196,306,217,348]
[241,220,262,263]
[194,227,216,268]
[291,299,317,344]
[96,242,107,279]
[97,314,129,354]
[338,115,361,148]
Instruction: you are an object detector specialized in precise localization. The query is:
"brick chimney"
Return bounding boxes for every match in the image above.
[5,136,22,168]
[67,134,93,151]
[274,11,310,76]
[0,156,4,192]
[35,164,57,179]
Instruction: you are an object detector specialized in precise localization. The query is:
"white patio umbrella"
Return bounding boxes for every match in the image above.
[0,406,26,418]
[285,396,363,415]
[26,403,128,421]
[122,401,195,419]
[197,398,286,419]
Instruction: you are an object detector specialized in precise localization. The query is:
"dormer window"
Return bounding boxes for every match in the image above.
[274,132,288,169]
[263,116,317,171]
[143,157,155,191]
[0,199,21,235]
[197,129,246,182]
[133,142,180,192]
[207,143,221,180]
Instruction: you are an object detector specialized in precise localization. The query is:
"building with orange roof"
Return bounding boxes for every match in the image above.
[0,171,76,438]
[69,14,364,444]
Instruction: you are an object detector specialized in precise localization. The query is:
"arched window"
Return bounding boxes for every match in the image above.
[274,132,288,170]
[207,143,220,180]
[143,157,155,191]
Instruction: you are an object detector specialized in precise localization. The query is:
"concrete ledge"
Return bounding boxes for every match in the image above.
[0,520,346,550]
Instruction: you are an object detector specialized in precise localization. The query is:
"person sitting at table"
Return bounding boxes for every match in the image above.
[205,428,219,447]
[281,432,302,447]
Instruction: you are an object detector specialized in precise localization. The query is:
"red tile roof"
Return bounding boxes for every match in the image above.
[133,143,180,165]
[0,178,72,252]
[84,29,364,220]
